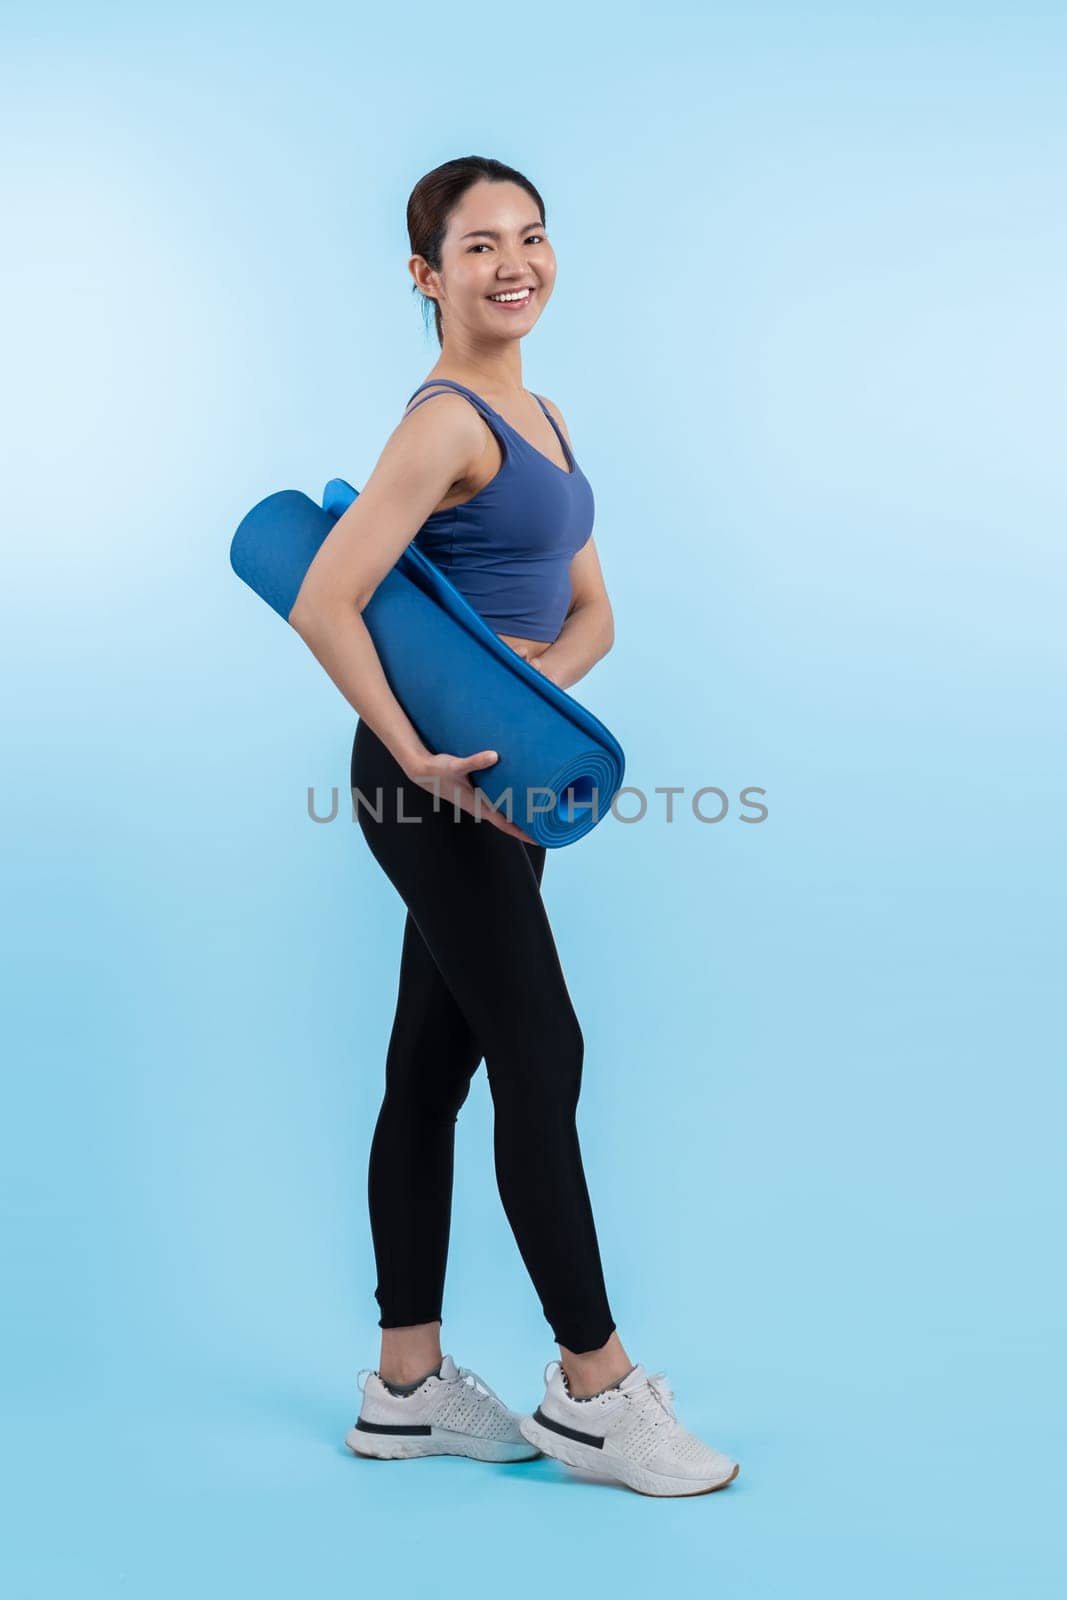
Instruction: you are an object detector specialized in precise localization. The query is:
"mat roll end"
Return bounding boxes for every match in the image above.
[230,489,334,623]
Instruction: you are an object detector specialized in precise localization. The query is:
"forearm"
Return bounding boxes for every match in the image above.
[290,600,432,773]
[535,599,614,691]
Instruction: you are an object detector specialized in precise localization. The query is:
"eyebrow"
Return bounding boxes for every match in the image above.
[459,221,545,240]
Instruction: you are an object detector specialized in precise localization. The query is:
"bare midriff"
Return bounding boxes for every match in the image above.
[495,631,554,661]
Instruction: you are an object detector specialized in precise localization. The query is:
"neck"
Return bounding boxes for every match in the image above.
[432,335,525,399]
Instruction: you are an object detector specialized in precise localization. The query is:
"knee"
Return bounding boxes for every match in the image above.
[555,1018,585,1110]
[382,1062,477,1126]
[560,1011,585,1083]
[492,1007,585,1112]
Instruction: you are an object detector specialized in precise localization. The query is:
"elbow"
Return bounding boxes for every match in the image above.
[287,593,313,635]
[600,601,615,657]
[288,582,366,637]
[563,594,614,661]
[288,592,324,638]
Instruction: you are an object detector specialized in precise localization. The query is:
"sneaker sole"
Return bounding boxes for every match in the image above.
[518,1413,739,1497]
[345,1423,541,1463]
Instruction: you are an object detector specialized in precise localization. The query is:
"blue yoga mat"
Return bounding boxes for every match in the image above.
[229,477,626,847]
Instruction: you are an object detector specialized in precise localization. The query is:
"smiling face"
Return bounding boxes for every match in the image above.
[412,178,557,344]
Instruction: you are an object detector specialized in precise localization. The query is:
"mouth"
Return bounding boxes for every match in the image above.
[486,287,535,310]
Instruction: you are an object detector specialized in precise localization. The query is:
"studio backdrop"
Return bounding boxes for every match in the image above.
[2,4,1062,1597]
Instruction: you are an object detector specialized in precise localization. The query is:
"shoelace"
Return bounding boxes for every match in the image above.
[456,1364,505,1405]
[640,1372,678,1422]
[548,1359,678,1422]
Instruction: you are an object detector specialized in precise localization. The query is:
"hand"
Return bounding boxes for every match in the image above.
[402,748,537,844]
[516,646,560,686]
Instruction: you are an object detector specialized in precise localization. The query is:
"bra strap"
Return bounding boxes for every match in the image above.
[404,378,495,421]
[403,380,572,471]
[530,393,573,464]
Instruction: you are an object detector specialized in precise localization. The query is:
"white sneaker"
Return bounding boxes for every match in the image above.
[345,1352,541,1463]
[519,1358,740,1497]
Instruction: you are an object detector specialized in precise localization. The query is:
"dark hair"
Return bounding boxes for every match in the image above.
[406,156,546,348]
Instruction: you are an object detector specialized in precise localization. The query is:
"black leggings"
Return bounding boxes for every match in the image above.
[350,717,617,1354]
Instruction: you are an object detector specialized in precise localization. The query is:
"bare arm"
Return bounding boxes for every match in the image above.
[287,391,536,841]
[520,396,615,691]
[288,390,483,769]
[531,535,614,691]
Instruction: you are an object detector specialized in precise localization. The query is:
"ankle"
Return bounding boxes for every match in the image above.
[379,1358,443,1393]
[378,1319,443,1386]
[558,1332,632,1399]
[562,1362,634,1400]
[379,1357,442,1386]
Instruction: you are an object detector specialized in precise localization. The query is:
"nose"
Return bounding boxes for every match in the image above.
[496,249,529,278]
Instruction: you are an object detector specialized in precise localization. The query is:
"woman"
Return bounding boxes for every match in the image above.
[289,156,739,1497]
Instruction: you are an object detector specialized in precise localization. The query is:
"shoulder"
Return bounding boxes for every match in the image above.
[391,387,488,483]
[399,385,487,449]
[402,385,479,426]
[535,393,573,445]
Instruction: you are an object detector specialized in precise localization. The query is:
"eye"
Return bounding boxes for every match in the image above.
[468,234,546,253]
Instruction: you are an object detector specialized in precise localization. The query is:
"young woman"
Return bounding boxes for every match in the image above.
[289,156,739,1497]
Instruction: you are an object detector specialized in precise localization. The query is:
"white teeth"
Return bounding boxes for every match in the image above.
[489,288,531,302]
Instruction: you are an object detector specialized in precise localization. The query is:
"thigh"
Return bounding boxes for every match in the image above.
[351,717,546,885]
[385,908,484,1106]
[387,833,545,1079]
[352,720,566,1060]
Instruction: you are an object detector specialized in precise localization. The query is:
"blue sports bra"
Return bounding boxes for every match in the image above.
[403,378,595,643]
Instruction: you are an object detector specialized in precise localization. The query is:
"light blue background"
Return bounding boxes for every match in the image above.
[2,3,1064,1595]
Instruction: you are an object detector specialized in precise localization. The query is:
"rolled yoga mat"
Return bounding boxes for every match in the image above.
[229,477,626,847]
